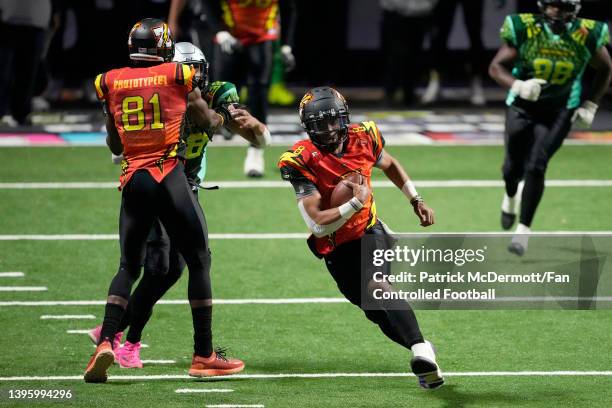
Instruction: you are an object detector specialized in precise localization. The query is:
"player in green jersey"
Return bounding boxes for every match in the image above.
[91,42,271,369]
[489,0,611,255]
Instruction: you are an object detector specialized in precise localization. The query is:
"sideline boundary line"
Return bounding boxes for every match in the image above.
[0,298,349,307]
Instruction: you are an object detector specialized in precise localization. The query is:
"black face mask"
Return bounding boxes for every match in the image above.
[542,3,578,34]
[304,114,349,152]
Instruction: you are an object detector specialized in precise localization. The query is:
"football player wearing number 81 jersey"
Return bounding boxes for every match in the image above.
[89,41,270,371]
[489,0,611,255]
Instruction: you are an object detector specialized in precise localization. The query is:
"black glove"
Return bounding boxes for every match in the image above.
[214,104,232,126]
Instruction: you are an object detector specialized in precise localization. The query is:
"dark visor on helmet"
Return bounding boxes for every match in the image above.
[543,1,578,12]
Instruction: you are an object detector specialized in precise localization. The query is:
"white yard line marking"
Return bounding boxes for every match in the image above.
[175,388,233,393]
[0,272,24,277]
[0,298,349,307]
[205,405,263,408]
[0,286,47,292]
[66,330,90,334]
[1,179,611,189]
[4,295,612,307]
[1,231,611,241]
[2,371,612,382]
[0,233,307,240]
[142,360,175,364]
[40,315,95,320]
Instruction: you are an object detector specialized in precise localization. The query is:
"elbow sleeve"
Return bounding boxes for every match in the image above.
[298,201,346,237]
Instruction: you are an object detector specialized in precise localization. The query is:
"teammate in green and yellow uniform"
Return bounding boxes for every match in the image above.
[489,0,611,255]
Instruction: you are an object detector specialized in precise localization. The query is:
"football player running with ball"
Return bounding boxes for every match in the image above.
[278,87,443,389]
[489,0,611,255]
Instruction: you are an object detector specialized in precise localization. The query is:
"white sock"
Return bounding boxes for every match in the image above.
[512,223,531,250]
[502,180,524,214]
[501,194,516,214]
[515,223,531,234]
[411,341,436,362]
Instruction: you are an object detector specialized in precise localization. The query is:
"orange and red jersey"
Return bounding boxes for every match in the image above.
[94,63,195,189]
[278,121,386,257]
[220,0,279,45]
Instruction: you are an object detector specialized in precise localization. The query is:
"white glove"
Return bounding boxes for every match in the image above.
[215,31,238,54]
[280,44,296,72]
[511,78,547,101]
[111,153,124,164]
[572,100,598,128]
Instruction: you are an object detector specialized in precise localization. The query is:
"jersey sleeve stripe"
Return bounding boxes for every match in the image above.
[278,151,315,181]
[94,73,106,100]
[597,22,610,49]
[502,16,517,46]
[182,64,194,87]
[175,63,184,85]
[362,121,383,157]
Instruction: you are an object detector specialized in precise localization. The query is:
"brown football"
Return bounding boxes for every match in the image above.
[330,172,363,207]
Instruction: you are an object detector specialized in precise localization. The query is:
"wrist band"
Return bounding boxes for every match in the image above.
[254,127,272,147]
[401,180,419,201]
[410,194,423,205]
[215,112,225,127]
[339,197,363,220]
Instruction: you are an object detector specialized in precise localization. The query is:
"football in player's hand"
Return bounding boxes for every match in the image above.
[330,172,363,207]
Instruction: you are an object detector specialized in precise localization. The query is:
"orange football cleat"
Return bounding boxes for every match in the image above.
[188,348,245,377]
[84,340,114,383]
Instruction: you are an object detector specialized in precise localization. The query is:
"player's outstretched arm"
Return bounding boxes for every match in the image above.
[226,106,271,148]
[188,87,226,131]
[298,183,370,238]
[573,46,612,127]
[375,150,434,227]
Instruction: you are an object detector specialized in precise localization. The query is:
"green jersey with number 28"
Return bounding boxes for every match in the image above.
[183,81,239,184]
[501,13,609,109]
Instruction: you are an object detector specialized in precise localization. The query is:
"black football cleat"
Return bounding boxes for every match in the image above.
[410,341,444,390]
[501,211,516,230]
[411,357,444,389]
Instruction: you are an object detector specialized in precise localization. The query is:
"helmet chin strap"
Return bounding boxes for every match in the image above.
[310,129,348,153]
[544,16,570,34]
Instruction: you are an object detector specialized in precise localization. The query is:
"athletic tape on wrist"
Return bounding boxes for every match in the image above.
[255,127,272,147]
[339,197,363,220]
[401,180,419,201]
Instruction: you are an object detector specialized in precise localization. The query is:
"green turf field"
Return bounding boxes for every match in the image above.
[1,145,611,407]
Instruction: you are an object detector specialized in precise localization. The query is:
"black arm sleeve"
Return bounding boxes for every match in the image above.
[280,165,317,199]
[279,0,297,48]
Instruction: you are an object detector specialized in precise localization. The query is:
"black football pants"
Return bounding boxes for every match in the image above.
[430,0,486,75]
[102,164,212,350]
[119,218,187,344]
[213,40,274,124]
[323,222,425,349]
[502,106,574,227]
[109,163,210,301]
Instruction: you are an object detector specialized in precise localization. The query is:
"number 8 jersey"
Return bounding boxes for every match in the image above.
[501,13,609,109]
[94,62,196,188]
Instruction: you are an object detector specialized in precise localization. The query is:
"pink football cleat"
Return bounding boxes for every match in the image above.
[88,324,123,351]
[115,341,143,368]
